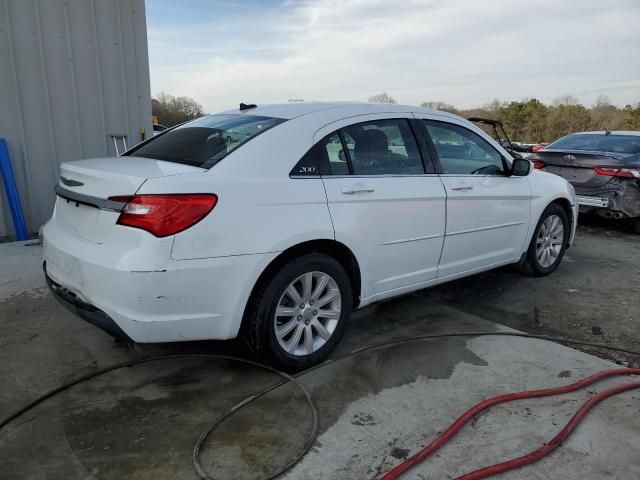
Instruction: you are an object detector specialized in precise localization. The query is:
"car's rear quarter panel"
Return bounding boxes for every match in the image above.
[141,115,338,339]
[140,115,335,261]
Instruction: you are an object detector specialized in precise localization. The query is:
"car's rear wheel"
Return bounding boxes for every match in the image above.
[242,253,353,371]
[520,203,569,276]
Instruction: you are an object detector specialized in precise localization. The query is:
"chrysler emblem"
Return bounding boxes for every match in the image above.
[562,154,576,164]
[60,176,84,187]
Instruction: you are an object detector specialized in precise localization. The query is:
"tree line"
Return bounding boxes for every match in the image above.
[151,90,640,144]
[369,92,640,143]
[152,92,204,127]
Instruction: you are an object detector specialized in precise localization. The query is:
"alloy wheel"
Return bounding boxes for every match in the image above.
[274,271,342,356]
[535,214,564,268]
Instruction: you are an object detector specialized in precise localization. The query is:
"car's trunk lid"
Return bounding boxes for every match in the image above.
[534,150,633,188]
[55,156,205,243]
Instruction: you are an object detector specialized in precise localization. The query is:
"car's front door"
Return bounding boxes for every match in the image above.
[316,115,446,299]
[415,116,531,278]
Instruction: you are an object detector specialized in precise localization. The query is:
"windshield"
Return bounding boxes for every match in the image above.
[547,134,640,154]
[128,114,286,168]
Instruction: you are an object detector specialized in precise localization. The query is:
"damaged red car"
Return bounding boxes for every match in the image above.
[529,131,640,233]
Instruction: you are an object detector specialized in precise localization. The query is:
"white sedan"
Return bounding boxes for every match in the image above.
[43,102,577,370]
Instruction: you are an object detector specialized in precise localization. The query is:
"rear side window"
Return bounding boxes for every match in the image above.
[319,119,424,176]
[547,134,640,154]
[128,114,285,168]
[319,132,350,175]
[290,147,320,176]
[424,120,505,175]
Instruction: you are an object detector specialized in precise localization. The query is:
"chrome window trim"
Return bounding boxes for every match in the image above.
[55,184,126,212]
[291,173,519,179]
[318,174,441,179]
[437,174,512,178]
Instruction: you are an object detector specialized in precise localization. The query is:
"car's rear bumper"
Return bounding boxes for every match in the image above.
[42,218,278,343]
[575,182,640,218]
[576,195,609,208]
[45,267,130,340]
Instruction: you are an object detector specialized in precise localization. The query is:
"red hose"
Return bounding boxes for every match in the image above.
[382,368,640,480]
[457,381,640,479]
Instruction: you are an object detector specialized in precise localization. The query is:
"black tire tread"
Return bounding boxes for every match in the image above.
[241,253,352,371]
[520,203,570,277]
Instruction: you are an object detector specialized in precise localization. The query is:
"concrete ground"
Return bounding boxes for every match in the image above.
[0,220,639,479]
[428,214,640,366]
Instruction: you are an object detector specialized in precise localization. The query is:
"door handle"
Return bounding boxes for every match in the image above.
[341,184,375,195]
[450,183,473,191]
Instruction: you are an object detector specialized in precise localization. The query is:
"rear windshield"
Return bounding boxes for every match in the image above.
[547,134,640,154]
[128,114,286,168]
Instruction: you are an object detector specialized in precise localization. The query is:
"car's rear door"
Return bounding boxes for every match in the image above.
[316,114,446,299]
[414,115,531,278]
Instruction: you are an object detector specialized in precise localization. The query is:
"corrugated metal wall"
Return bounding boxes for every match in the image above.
[0,0,152,237]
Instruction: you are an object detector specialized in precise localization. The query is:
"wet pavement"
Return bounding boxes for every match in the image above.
[1,231,639,479]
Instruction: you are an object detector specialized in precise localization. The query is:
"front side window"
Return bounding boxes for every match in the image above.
[424,121,505,175]
[128,114,285,168]
[337,119,424,175]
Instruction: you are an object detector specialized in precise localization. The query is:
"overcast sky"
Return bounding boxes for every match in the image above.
[145,0,640,113]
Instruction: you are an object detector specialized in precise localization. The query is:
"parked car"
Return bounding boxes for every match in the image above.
[531,143,549,153]
[528,131,640,232]
[467,117,528,156]
[43,102,577,370]
[503,140,533,153]
[152,123,168,136]
[510,141,532,153]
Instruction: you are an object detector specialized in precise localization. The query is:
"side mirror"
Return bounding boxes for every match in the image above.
[511,158,531,176]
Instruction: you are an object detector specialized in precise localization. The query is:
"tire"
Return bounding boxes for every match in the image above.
[633,218,640,235]
[241,253,353,371]
[520,203,570,277]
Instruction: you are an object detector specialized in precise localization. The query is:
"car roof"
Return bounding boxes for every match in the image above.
[572,131,640,136]
[219,101,460,121]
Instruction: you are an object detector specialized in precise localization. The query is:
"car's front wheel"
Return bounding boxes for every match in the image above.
[242,253,353,371]
[520,203,570,276]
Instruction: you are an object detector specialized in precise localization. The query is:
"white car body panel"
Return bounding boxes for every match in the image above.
[149,114,337,259]
[44,206,279,341]
[411,112,532,276]
[322,174,446,296]
[314,112,446,297]
[436,175,531,277]
[60,156,205,197]
[526,169,579,247]
[42,102,577,343]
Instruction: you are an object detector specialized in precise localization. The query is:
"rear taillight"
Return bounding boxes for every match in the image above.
[108,194,218,237]
[594,166,640,179]
[532,161,545,169]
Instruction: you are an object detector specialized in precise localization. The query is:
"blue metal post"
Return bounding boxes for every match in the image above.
[0,138,29,240]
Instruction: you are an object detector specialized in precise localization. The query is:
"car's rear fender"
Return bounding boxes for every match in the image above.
[135,171,335,261]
